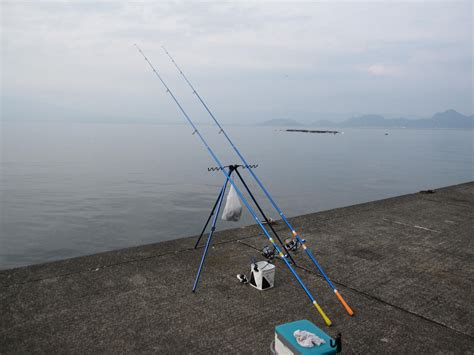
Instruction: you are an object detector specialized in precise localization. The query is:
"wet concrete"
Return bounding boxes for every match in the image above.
[1,182,473,353]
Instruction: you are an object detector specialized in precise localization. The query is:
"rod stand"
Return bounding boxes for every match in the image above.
[192,165,298,293]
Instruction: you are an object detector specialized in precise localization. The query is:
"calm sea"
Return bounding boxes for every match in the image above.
[1,122,473,269]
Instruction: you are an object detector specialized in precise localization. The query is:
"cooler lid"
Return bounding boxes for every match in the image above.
[275,319,336,354]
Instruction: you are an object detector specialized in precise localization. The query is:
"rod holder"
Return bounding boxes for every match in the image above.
[208,164,258,172]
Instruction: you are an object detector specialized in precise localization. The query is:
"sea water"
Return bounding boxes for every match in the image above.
[1,122,472,269]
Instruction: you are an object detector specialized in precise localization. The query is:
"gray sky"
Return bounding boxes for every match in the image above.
[1,1,472,124]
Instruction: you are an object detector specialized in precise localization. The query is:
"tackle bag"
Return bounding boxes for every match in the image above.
[221,184,242,221]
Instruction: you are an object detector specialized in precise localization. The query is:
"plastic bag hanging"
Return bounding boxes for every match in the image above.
[221,184,242,221]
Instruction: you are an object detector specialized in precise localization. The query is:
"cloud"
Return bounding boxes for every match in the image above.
[1,0,472,121]
[364,64,403,77]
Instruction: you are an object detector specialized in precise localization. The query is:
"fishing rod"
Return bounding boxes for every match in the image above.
[134,44,332,327]
[162,46,354,316]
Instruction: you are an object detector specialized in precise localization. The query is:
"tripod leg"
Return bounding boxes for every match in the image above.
[195,187,225,249]
[192,178,229,292]
[234,168,297,265]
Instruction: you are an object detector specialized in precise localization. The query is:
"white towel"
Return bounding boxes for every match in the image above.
[293,329,326,347]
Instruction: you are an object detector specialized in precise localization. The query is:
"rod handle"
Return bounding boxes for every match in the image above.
[335,290,354,316]
[313,301,332,326]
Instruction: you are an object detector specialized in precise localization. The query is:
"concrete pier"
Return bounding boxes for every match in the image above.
[1,182,473,353]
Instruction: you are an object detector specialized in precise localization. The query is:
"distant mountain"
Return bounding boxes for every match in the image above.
[310,109,473,129]
[430,109,473,128]
[260,110,472,129]
[343,114,387,127]
[311,119,337,127]
[342,114,415,128]
[259,118,303,127]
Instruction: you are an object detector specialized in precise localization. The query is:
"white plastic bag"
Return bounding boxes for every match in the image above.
[221,185,242,221]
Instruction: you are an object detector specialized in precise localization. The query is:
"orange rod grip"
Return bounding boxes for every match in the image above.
[335,290,354,316]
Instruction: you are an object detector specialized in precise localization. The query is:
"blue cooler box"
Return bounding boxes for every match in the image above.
[275,320,337,355]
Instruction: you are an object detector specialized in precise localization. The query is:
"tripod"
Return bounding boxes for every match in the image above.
[192,164,296,292]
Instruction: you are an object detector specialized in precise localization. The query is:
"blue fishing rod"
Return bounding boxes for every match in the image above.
[162,47,354,316]
[134,44,332,326]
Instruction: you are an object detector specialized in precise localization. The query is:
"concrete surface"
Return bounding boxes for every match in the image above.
[1,182,473,353]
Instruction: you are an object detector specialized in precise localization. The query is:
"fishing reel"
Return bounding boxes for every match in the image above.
[285,238,301,252]
[261,245,276,260]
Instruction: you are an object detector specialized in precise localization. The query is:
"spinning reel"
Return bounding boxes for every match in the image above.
[262,236,302,260]
[284,238,301,252]
[261,245,276,260]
